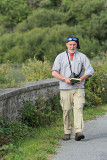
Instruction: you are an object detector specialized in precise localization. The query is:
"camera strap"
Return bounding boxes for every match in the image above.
[66,51,72,75]
[66,51,83,78]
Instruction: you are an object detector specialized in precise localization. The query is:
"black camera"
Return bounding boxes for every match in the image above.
[69,72,79,78]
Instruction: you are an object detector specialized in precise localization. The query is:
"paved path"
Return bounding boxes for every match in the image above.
[50,113,107,160]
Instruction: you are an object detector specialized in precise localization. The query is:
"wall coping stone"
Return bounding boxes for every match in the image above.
[0,78,59,100]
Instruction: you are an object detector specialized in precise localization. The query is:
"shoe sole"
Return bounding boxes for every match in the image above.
[75,135,85,141]
[62,138,71,141]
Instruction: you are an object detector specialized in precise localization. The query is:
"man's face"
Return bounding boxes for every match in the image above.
[66,41,77,53]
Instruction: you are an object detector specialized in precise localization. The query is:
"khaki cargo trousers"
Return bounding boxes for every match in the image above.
[60,88,85,134]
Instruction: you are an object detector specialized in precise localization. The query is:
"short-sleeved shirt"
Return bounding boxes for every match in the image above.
[52,50,94,90]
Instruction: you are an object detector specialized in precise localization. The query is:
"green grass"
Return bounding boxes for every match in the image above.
[2,104,107,160]
[3,121,64,160]
[83,104,107,121]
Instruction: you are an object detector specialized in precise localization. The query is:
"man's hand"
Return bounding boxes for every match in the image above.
[76,81,82,84]
[77,75,89,85]
[64,78,72,84]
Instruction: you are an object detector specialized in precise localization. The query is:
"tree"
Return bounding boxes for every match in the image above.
[0,0,31,29]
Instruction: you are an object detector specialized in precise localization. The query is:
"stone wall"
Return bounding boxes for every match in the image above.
[0,78,59,120]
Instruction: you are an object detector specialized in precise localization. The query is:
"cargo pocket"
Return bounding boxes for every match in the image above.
[74,89,85,109]
[60,91,71,110]
[60,96,64,110]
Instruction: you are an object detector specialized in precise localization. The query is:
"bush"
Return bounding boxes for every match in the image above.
[0,0,31,29]
[61,0,105,23]
[85,89,102,108]
[0,0,106,63]
[0,57,53,89]
[85,53,107,107]
[86,10,107,41]
[0,63,19,89]
[0,93,61,157]
[0,26,104,64]
[22,57,52,82]
[0,117,34,158]
[39,0,62,8]
[0,28,48,63]
[0,120,31,142]
[18,94,62,127]
[15,8,66,32]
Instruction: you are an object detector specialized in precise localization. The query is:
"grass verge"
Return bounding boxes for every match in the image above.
[2,104,107,160]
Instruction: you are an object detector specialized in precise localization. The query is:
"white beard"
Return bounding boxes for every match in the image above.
[68,49,76,54]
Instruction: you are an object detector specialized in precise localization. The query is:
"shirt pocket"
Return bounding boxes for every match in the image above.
[61,61,71,77]
[73,61,83,74]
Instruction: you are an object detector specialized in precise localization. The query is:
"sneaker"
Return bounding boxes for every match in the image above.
[75,132,85,141]
[62,134,71,141]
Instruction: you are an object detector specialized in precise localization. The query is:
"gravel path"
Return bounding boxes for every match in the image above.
[50,113,107,160]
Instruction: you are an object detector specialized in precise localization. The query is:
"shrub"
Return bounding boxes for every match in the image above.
[0,57,53,89]
[18,94,62,127]
[22,57,52,82]
[39,0,62,8]
[0,121,31,142]
[15,8,66,32]
[85,89,102,108]
[61,0,105,22]
[85,53,107,107]
[0,0,31,29]
[0,63,19,89]
[0,24,103,63]
[0,117,34,158]
[0,0,106,64]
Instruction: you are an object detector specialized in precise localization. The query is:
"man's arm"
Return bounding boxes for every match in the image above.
[52,70,72,84]
[83,55,94,77]
[80,75,89,81]
[76,74,89,84]
[77,55,94,84]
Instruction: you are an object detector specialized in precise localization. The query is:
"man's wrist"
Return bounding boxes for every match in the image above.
[80,78,83,81]
[62,77,66,81]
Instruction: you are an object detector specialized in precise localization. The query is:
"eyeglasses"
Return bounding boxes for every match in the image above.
[67,37,77,42]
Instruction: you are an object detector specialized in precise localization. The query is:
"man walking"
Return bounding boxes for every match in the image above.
[52,37,94,141]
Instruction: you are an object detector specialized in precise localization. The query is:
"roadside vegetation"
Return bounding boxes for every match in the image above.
[0,100,107,160]
[0,0,107,159]
[0,58,52,89]
[0,53,107,159]
[0,0,106,63]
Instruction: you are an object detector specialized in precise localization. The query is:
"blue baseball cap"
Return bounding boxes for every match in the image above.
[67,37,80,49]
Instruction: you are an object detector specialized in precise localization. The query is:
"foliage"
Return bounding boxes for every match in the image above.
[0,63,19,89]
[41,26,100,61]
[0,57,53,89]
[0,24,101,63]
[2,116,64,160]
[0,0,31,29]
[0,93,62,158]
[1,103,107,159]
[0,25,7,36]
[0,120,32,142]
[83,104,107,121]
[22,57,52,82]
[27,0,41,9]
[39,0,62,8]
[61,0,105,22]
[85,53,107,107]
[18,94,62,127]
[15,8,66,31]
[0,117,34,158]
[86,10,107,41]
[0,0,106,63]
